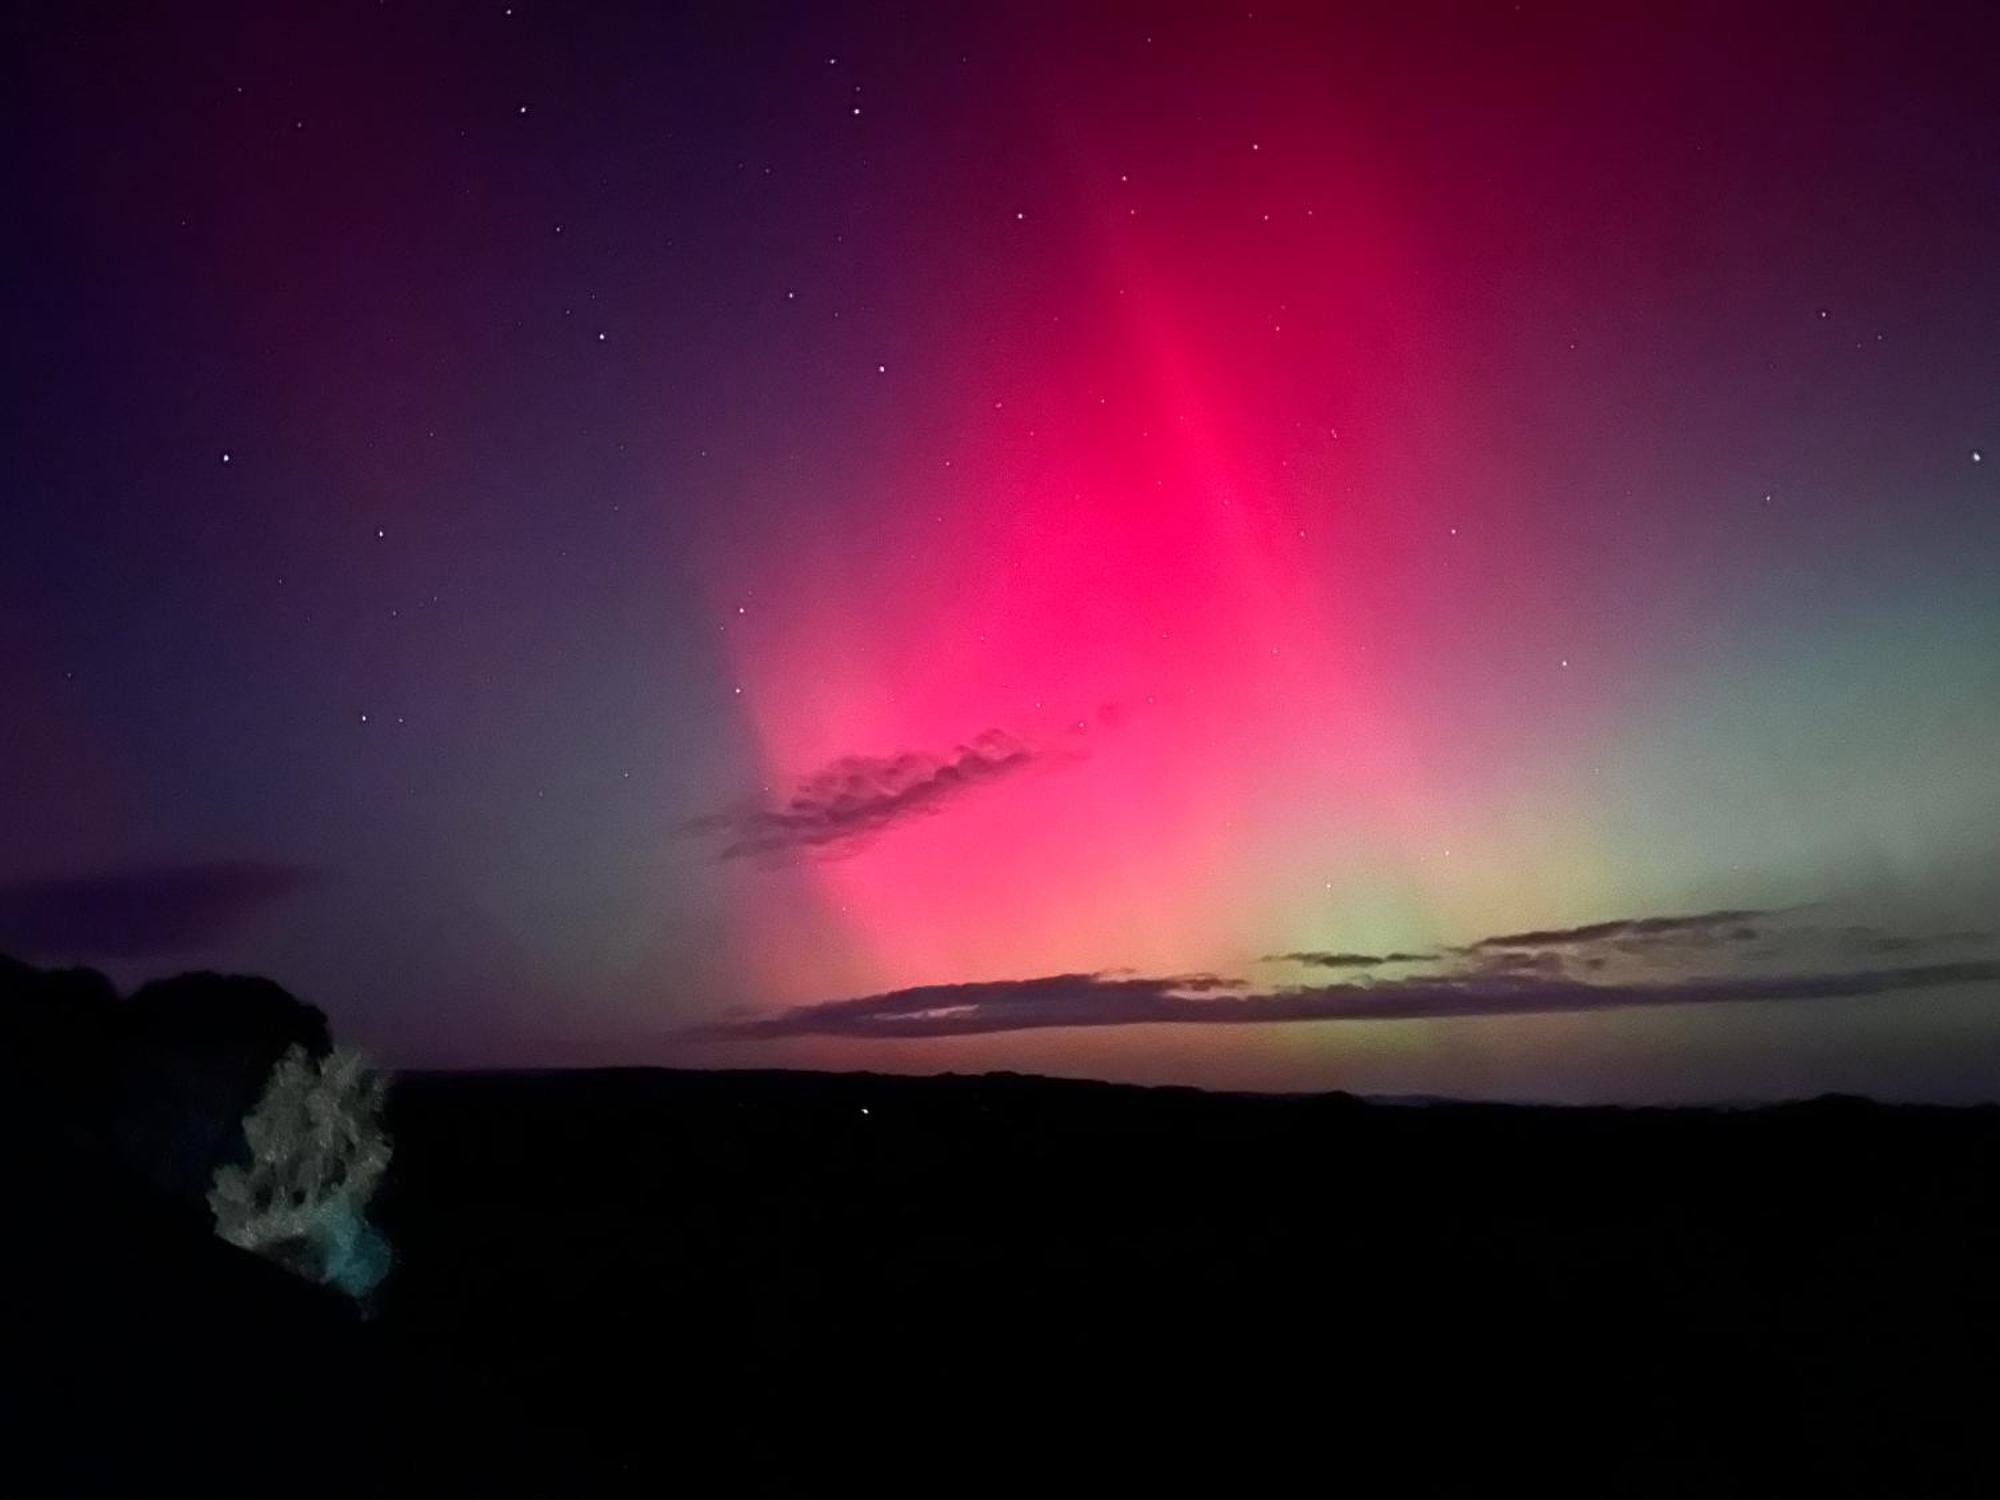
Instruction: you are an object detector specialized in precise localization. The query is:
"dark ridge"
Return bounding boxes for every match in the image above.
[8,952,2000,1492]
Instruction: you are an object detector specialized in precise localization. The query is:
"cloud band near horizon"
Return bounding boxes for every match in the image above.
[695,959,2000,1040]
[0,860,319,961]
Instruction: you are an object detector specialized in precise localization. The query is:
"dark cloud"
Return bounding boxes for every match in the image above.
[699,971,1245,1040]
[1460,907,1993,975]
[682,728,1037,863]
[1468,908,1773,951]
[1468,948,1569,976]
[700,898,2000,1041]
[1264,951,1437,969]
[702,960,2000,1040]
[0,861,319,960]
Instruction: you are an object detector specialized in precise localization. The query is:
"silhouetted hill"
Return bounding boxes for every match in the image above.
[6,948,1999,1493]
[373,1066,2000,1496]
[4,1120,375,1482]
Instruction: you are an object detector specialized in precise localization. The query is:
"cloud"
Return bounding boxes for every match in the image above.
[1262,909,1786,980]
[1466,908,1774,952]
[1466,947,1568,976]
[1451,906,1992,976]
[1264,951,1437,969]
[700,960,2000,1040]
[705,902,1999,1042]
[682,728,1038,863]
[699,971,1246,1040]
[0,860,319,960]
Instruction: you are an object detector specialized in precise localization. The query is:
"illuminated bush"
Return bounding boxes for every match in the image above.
[208,1043,394,1302]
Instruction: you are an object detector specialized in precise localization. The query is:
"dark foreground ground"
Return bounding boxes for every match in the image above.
[10,1067,2000,1494]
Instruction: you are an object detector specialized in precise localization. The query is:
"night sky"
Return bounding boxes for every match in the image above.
[5,2,1998,1101]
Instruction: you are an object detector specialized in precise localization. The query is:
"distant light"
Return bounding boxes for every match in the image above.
[1975,450,1986,464]
[220,451,232,463]
[860,1107,870,1116]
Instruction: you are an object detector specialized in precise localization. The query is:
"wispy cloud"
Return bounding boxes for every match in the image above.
[1264,950,1437,969]
[1447,906,1988,976]
[682,728,1038,863]
[699,971,1245,1039]
[1466,907,1773,952]
[702,901,1999,1041]
[702,961,2000,1040]
[0,860,319,961]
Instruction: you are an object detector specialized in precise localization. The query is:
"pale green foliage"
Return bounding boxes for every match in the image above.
[208,1043,394,1301]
